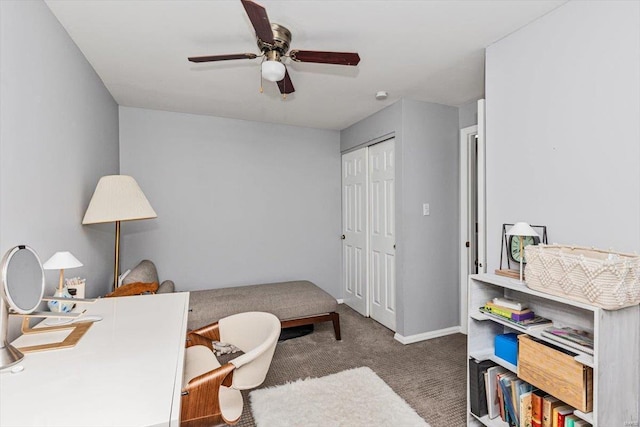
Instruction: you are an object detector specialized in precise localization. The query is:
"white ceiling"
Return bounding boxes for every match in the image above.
[45,0,565,130]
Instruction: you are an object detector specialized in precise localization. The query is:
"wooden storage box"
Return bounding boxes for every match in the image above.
[517,335,593,412]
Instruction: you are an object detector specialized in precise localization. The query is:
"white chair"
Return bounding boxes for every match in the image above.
[181,311,280,426]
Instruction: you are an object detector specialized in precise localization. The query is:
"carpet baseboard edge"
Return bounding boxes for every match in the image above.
[394,326,461,345]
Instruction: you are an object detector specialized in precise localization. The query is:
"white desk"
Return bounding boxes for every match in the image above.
[0,292,190,427]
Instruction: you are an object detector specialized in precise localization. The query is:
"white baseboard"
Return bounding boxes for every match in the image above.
[394,326,461,345]
[336,298,344,304]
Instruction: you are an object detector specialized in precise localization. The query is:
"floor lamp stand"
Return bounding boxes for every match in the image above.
[113,220,121,292]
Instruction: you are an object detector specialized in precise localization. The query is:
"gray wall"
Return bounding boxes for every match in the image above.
[485,0,640,270]
[401,100,459,336]
[119,107,342,297]
[340,99,459,337]
[458,100,478,130]
[0,1,119,338]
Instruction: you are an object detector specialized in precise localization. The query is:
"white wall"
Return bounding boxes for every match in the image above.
[0,1,119,338]
[485,0,640,270]
[119,107,342,297]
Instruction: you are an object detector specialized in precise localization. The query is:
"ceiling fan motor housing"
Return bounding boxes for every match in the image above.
[258,23,292,56]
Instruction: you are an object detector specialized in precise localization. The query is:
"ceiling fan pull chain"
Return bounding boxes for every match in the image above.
[259,58,264,93]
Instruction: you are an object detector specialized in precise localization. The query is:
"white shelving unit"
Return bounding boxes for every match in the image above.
[466,273,640,427]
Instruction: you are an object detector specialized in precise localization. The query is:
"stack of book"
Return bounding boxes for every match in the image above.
[480,297,552,329]
[474,361,592,427]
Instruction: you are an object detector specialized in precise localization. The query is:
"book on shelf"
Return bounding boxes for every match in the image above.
[572,420,590,427]
[540,326,594,355]
[552,405,573,427]
[479,306,552,329]
[499,372,518,425]
[519,390,533,427]
[564,414,579,427]
[531,389,545,427]
[469,358,496,417]
[492,297,529,311]
[511,378,523,420]
[485,365,508,419]
[542,396,562,427]
[485,301,535,321]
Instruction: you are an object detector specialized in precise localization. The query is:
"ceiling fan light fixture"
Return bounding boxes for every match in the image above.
[262,60,286,82]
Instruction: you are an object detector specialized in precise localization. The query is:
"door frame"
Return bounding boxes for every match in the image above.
[459,99,486,333]
[459,125,477,334]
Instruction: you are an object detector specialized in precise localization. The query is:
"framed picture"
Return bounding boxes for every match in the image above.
[499,223,548,270]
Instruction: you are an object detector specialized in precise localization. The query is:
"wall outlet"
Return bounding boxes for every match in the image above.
[423,203,430,216]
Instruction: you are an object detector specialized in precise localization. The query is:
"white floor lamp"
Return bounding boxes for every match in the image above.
[82,175,157,291]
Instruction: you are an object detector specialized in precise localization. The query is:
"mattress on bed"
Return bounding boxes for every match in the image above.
[188,280,337,330]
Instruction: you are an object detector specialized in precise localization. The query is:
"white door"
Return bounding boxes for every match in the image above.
[368,139,396,330]
[342,147,368,316]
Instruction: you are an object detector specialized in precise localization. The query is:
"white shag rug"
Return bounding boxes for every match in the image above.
[249,366,429,427]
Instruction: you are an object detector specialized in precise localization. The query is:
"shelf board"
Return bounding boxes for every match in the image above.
[471,310,595,367]
[469,350,517,374]
[470,274,599,311]
[573,410,594,424]
[470,412,509,427]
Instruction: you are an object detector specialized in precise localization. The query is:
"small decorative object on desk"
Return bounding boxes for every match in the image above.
[43,251,83,313]
[65,277,86,299]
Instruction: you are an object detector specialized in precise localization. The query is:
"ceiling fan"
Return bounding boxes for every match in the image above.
[188,0,361,98]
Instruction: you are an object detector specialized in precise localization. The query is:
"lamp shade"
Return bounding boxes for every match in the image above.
[261,60,286,82]
[43,251,83,270]
[82,175,157,224]
[506,222,539,237]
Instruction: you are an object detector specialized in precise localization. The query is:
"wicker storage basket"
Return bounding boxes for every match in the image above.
[524,244,640,309]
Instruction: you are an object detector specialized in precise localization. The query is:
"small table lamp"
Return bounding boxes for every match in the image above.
[43,251,83,313]
[82,175,157,291]
[505,222,540,282]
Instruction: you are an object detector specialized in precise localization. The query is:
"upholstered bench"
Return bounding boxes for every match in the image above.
[188,280,341,340]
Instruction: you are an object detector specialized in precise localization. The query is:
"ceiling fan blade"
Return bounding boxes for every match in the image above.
[240,0,274,44]
[276,68,295,94]
[188,53,258,63]
[289,50,360,66]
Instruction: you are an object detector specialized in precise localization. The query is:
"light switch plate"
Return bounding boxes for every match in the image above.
[423,203,430,216]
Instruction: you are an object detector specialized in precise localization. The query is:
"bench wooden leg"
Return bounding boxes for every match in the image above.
[280,312,342,341]
[330,312,341,341]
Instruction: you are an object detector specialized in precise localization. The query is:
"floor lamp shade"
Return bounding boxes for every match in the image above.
[82,175,157,225]
[82,175,157,291]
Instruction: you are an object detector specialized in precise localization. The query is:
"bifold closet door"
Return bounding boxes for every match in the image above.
[342,147,368,316]
[368,139,396,331]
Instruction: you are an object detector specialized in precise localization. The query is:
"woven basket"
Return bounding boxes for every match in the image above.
[524,244,640,310]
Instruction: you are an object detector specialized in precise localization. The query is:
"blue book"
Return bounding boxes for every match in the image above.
[499,375,518,425]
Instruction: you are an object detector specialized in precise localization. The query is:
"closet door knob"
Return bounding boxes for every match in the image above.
[341,235,346,240]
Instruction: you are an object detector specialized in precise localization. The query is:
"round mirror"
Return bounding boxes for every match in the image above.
[1,245,45,314]
[1,245,45,368]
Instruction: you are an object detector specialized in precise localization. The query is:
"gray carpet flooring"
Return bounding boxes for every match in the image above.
[235,304,467,427]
